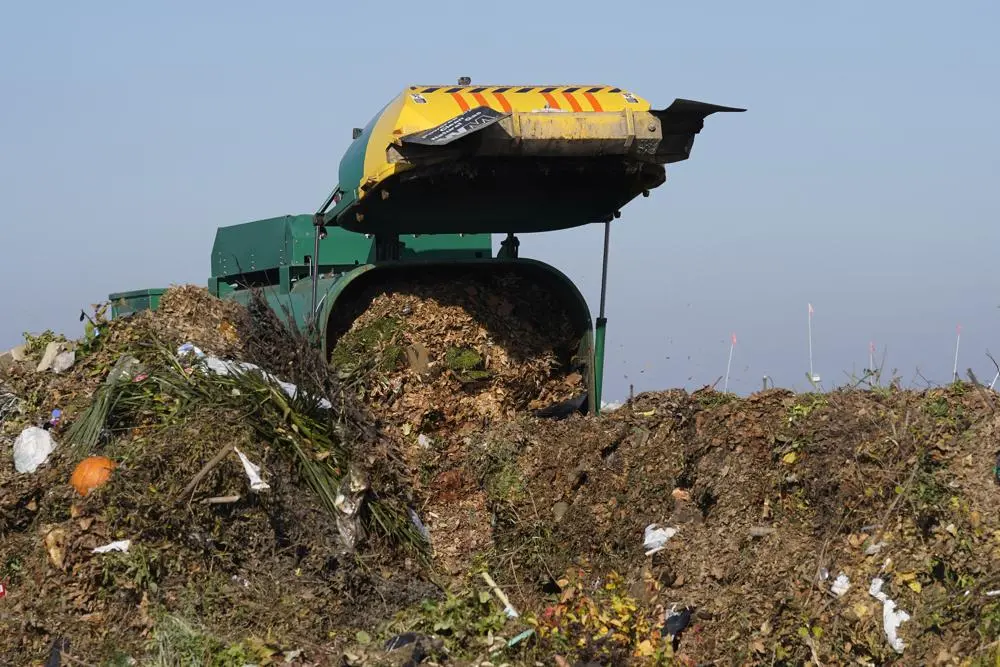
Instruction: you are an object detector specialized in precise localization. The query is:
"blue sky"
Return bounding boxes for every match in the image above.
[1,2,998,400]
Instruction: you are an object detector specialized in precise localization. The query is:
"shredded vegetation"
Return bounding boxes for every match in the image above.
[5,286,1000,665]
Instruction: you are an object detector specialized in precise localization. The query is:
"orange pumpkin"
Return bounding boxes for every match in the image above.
[70,456,117,496]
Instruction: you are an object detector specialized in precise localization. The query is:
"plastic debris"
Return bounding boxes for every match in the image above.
[93,540,131,554]
[831,573,851,597]
[51,350,76,373]
[481,571,518,618]
[176,343,334,410]
[334,464,369,551]
[0,581,7,599]
[507,628,535,647]
[869,577,910,653]
[233,447,270,491]
[408,507,430,541]
[45,408,62,429]
[665,605,694,637]
[643,523,678,555]
[36,341,70,372]
[13,426,56,473]
[864,540,886,555]
[177,342,205,358]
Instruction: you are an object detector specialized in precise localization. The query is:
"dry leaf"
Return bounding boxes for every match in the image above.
[43,526,67,569]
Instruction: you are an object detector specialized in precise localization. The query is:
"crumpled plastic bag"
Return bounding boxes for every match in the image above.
[233,447,270,491]
[643,523,678,555]
[13,426,56,473]
[51,350,76,373]
[177,342,332,410]
[869,577,911,653]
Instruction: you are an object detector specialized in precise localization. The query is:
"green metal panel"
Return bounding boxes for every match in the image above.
[210,215,493,297]
[399,233,492,259]
[108,288,167,317]
[324,101,389,222]
[210,215,376,286]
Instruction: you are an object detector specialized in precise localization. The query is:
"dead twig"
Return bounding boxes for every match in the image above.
[179,442,235,501]
[201,495,241,505]
[58,653,98,667]
[868,450,921,551]
[987,350,1000,389]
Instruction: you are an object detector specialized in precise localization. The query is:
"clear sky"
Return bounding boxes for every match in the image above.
[2,2,998,401]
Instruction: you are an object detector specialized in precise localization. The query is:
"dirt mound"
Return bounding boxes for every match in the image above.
[461,386,1000,664]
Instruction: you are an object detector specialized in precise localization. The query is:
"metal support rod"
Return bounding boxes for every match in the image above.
[310,214,323,323]
[594,220,611,414]
[599,221,611,318]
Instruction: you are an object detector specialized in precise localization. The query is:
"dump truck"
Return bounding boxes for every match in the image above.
[110,80,744,412]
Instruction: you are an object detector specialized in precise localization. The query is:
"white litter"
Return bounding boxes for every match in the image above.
[36,341,69,372]
[233,447,270,491]
[869,577,911,653]
[643,523,678,555]
[417,434,432,448]
[13,426,56,473]
[177,343,206,358]
[93,540,131,554]
[51,350,76,373]
[831,573,851,597]
[176,343,332,410]
[864,540,885,555]
[986,590,1000,597]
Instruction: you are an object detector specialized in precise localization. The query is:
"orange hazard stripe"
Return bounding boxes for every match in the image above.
[562,91,583,112]
[583,92,603,112]
[451,92,470,112]
[493,92,512,113]
[541,92,561,110]
[471,92,490,108]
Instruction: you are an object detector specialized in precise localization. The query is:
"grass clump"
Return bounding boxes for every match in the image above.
[147,615,254,667]
[446,346,491,382]
[331,316,405,373]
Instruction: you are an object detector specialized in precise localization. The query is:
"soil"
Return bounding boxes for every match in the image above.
[3,285,1000,666]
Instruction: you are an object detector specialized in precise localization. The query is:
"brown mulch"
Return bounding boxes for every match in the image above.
[463,386,1000,664]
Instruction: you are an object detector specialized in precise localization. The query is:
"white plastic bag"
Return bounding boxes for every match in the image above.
[233,447,270,491]
[13,426,56,473]
[643,523,678,555]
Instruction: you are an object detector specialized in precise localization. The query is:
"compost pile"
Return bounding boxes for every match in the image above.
[328,271,587,577]
[3,284,1000,666]
[0,286,433,667]
[457,386,1000,665]
[330,271,585,432]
